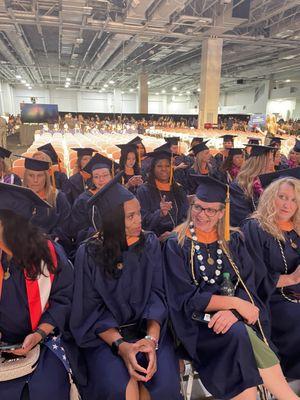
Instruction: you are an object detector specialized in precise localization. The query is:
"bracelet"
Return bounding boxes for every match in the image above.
[145,335,159,350]
[34,328,48,343]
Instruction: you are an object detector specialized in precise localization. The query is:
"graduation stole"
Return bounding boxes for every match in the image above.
[0,240,57,330]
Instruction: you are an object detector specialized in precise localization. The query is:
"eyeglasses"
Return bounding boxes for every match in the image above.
[191,204,222,217]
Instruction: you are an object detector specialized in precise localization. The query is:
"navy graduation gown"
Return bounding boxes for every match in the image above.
[242,219,300,379]
[174,165,214,195]
[163,233,266,400]
[53,171,72,198]
[68,172,92,204]
[0,244,83,400]
[31,191,72,251]
[70,190,99,244]
[230,181,258,227]
[136,183,188,236]
[70,232,181,400]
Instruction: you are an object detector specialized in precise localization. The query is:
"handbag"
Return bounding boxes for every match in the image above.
[0,345,40,381]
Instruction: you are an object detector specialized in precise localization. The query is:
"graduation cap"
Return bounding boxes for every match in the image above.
[145,143,172,159]
[269,136,286,146]
[258,167,300,189]
[189,140,210,155]
[164,136,180,146]
[191,175,231,241]
[190,137,204,146]
[247,144,275,157]
[293,140,300,153]
[37,143,59,164]
[219,135,236,142]
[71,148,96,157]
[116,143,137,152]
[127,136,143,146]
[228,148,244,156]
[83,153,119,174]
[87,171,134,216]
[0,146,11,159]
[245,137,261,145]
[23,157,50,171]
[0,182,51,219]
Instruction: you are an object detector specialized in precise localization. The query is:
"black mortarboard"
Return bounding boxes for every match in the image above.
[269,136,286,146]
[247,144,275,157]
[293,140,300,153]
[190,137,204,146]
[24,157,50,171]
[164,136,180,146]
[87,171,134,216]
[83,153,118,174]
[0,182,51,219]
[192,175,229,204]
[190,140,210,155]
[228,148,244,156]
[71,148,96,157]
[127,136,143,146]
[0,146,11,159]
[37,143,59,164]
[145,143,172,160]
[220,135,236,142]
[259,167,300,189]
[246,137,261,145]
[116,143,137,152]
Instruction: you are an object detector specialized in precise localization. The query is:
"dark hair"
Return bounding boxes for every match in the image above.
[77,154,91,170]
[147,157,184,199]
[86,203,145,278]
[119,148,140,175]
[0,209,56,279]
[220,152,235,174]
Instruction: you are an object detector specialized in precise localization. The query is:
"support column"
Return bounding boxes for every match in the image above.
[113,89,123,113]
[138,72,148,114]
[198,38,223,128]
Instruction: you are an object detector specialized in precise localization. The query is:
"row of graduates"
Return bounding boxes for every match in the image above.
[0,142,300,399]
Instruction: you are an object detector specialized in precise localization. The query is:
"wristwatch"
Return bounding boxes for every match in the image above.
[111,338,125,355]
[34,327,48,343]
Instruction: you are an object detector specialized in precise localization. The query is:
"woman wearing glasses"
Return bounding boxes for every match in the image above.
[163,175,299,400]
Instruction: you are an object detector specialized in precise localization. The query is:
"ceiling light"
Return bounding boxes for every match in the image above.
[65,84,69,88]
[129,88,134,92]
[197,88,201,92]
[285,79,291,82]
[104,84,108,88]
[155,92,159,95]
[15,75,21,79]
[121,91,125,94]
[66,77,71,82]
[186,91,190,95]
[25,83,30,87]
[28,86,32,90]
[172,86,177,91]
[21,80,26,84]
[179,93,182,96]
[109,80,115,84]
[161,89,166,94]
[147,81,150,85]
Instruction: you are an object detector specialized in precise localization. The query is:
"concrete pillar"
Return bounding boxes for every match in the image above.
[198,38,223,128]
[113,88,123,113]
[138,72,148,114]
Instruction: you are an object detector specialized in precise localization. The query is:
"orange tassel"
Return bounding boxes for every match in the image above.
[224,185,230,242]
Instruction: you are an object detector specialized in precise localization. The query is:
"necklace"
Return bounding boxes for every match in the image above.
[277,239,300,304]
[159,190,179,229]
[189,222,223,285]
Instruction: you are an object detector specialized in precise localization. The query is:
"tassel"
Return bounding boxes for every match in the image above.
[69,373,81,400]
[138,148,141,168]
[169,154,174,185]
[224,185,230,242]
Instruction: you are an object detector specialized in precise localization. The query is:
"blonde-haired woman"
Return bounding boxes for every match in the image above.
[243,172,300,380]
[23,156,72,251]
[163,175,299,400]
[230,144,275,226]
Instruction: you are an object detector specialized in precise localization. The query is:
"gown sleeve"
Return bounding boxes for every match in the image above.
[136,184,165,231]
[39,243,74,332]
[142,233,167,326]
[70,244,119,348]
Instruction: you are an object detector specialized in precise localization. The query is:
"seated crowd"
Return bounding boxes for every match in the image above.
[0,131,300,400]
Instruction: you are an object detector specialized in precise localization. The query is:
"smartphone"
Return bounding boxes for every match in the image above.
[191,311,211,324]
[0,343,23,351]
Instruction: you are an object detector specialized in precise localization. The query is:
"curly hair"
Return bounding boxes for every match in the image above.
[252,177,300,241]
